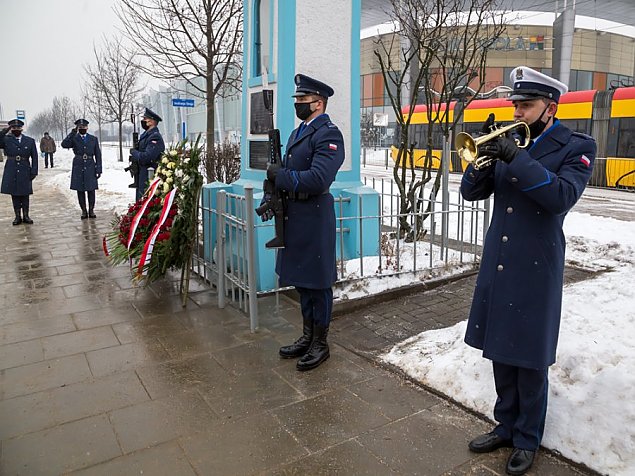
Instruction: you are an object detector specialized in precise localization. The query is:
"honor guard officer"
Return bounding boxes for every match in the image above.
[264,74,344,371]
[130,108,165,201]
[0,119,39,225]
[62,119,103,219]
[461,66,596,475]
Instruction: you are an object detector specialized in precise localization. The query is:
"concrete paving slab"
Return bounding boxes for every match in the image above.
[108,391,218,453]
[180,412,308,475]
[67,441,197,476]
[0,414,122,475]
[0,371,149,440]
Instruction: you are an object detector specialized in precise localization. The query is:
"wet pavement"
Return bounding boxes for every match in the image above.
[0,176,596,475]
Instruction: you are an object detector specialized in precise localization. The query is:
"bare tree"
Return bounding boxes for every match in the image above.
[80,80,110,145]
[376,0,505,240]
[85,37,143,162]
[51,96,79,138]
[28,109,56,139]
[115,0,243,178]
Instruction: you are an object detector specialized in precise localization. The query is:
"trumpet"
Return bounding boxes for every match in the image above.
[455,122,531,169]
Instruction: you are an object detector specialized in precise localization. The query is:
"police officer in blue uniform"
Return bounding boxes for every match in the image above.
[131,108,165,201]
[0,119,38,225]
[265,74,344,371]
[61,119,102,219]
[461,67,596,475]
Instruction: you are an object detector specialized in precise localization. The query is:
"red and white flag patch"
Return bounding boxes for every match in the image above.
[329,143,338,150]
[580,155,590,167]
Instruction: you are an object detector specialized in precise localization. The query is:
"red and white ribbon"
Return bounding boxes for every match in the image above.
[102,236,110,257]
[126,178,161,250]
[137,187,178,276]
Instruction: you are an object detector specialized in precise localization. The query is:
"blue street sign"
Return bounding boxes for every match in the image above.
[16,110,26,120]
[171,98,195,108]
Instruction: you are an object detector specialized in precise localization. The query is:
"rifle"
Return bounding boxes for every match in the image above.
[254,89,284,248]
[124,107,140,189]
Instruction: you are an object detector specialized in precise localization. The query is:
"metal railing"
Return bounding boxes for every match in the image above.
[191,178,490,330]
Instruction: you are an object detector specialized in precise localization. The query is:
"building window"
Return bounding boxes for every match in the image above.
[253,0,271,77]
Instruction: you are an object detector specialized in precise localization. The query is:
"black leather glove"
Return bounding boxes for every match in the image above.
[479,135,519,164]
[480,113,496,135]
[259,194,275,222]
[96,173,101,179]
[30,175,36,181]
[266,163,280,182]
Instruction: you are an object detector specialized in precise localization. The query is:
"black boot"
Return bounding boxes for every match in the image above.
[12,210,22,226]
[22,208,33,224]
[279,315,313,358]
[88,209,96,219]
[296,323,330,371]
[81,209,88,220]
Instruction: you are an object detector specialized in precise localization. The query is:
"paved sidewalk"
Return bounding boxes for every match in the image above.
[0,175,595,475]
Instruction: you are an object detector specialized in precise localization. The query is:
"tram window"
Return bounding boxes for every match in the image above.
[616,118,635,158]
[558,119,591,135]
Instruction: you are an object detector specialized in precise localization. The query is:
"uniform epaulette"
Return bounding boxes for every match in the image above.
[326,121,339,129]
[571,131,594,141]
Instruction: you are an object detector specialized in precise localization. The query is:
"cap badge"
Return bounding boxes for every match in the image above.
[516,68,524,80]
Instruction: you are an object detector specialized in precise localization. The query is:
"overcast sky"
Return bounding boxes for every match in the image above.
[0,0,120,124]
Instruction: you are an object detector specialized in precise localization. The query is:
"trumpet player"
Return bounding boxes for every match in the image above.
[460,66,596,476]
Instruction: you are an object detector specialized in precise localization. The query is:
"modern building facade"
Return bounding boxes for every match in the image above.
[360,24,635,147]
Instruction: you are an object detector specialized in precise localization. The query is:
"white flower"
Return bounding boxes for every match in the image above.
[165,170,173,177]
[183,174,190,182]
[166,177,173,184]
[163,182,170,193]
[184,158,190,164]
[175,169,183,178]
[169,149,178,157]
[162,157,169,164]
[168,162,176,169]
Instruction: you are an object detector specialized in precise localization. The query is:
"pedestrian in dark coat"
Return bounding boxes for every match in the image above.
[0,119,38,225]
[264,74,344,371]
[40,132,56,168]
[461,66,596,476]
[130,108,165,201]
[61,119,102,219]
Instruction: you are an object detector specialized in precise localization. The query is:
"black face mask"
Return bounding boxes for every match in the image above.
[141,120,150,130]
[528,104,551,139]
[11,130,22,137]
[78,128,88,135]
[294,100,318,121]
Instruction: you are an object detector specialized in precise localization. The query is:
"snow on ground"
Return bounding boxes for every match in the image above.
[383,211,635,475]
[43,144,136,217]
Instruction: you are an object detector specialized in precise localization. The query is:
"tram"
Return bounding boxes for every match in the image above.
[391,87,635,189]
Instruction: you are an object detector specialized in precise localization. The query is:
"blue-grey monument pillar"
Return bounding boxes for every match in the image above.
[203,0,379,292]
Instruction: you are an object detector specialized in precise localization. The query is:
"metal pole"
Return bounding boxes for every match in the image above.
[216,190,226,308]
[441,137,450,257]
[244,186,259,332]
[358,198,364,276]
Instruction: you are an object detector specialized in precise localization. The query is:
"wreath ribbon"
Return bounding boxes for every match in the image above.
[137,187,178,276]
[126,179,161,250]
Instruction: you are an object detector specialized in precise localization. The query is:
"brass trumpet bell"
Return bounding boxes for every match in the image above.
[455,122,531,169]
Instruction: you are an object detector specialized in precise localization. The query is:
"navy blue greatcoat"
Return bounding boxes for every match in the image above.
[61,132,102,191]
[460,122,595,369]
[273,114,345,289]
[131,127,165,197]
[0,131,38,196]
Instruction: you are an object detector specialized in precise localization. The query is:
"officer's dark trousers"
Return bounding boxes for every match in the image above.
[11,195,29,216]
[492,361,549,451]
[296,287,333,326]
[44,153,54,168]
[77,191,95,212]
